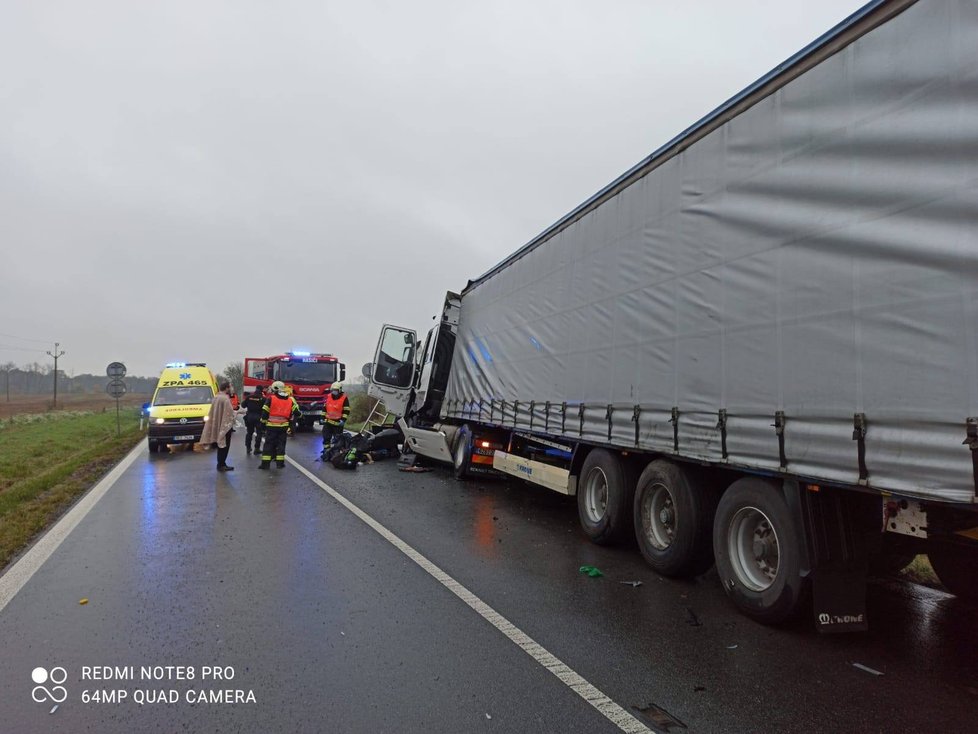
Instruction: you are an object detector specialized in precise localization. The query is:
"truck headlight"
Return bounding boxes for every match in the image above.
[203,415,209,422]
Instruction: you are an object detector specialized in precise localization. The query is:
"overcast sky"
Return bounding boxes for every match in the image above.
[1,0,870,380]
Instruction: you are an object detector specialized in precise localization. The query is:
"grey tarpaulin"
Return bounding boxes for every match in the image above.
[443,0,978,504]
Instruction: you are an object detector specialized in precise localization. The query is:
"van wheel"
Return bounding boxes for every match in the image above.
[148,439,159,454]
[577,449,637,546]
[453,425,473,480]
[634,460,717,577]
[928,541,978,602]
[713,477,808,624]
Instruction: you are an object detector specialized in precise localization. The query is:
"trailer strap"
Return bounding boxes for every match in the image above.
[605,404,614,440]
[964,418,978,499]
[774,411,787,471]
[631,405,641,447]
[717,409,728,460]
[670,407,680,453]
[852,413,868,484]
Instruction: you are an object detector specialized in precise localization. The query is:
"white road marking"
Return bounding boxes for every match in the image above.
[287,457,653,734]
[0,443,143,614]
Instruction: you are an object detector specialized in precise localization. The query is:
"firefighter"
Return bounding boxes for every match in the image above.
[259,380,301,469]
[321,381,351,456]
[241,387,266,454]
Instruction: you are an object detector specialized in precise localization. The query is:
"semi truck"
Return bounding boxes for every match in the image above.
[368,0,978,631]
[243,352,346,429]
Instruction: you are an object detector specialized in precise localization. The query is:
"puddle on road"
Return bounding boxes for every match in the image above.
[633,703,687,732]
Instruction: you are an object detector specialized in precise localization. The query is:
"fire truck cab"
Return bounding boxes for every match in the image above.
[243,351,346,429]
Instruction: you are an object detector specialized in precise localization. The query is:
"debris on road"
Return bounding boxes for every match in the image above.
[619,580,643,587]
[852,662,884,676]
[685,607,702,627]
[49,705,59,714]
[726,644,739,650]
[578,565,603,578]
[486,713,492,720]
[79,598,89,605]
[633,702,687,731]
[399,466,432,473]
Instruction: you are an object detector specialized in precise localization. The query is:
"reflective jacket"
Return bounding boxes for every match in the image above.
[325,393,350,423]
[262,394,300,427]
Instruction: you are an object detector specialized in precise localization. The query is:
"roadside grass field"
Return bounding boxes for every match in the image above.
[0,408,145,570]
[0,392,150,420]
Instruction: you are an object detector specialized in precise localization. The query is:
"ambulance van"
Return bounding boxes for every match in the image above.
[147,363,218,453]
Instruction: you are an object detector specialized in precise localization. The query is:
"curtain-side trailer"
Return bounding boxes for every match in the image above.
[367,0,978,630]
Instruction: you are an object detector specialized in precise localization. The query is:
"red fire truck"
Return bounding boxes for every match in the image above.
[243,351,346,429]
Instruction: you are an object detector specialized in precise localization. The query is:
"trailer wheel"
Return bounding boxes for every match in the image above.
[713,477,808,624]
[577,449,636,546]
[928,541,978,602]
[452,425,473,480]
[633,461,717,577]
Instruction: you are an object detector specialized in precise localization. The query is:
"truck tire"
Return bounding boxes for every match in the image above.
[633,460,717,577]
[713,477,808,624]
[452,425,473,480]
[928,541,978,603]
[577,449,637,546]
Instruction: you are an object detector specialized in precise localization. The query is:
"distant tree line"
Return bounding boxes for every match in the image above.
[0,362,155,397]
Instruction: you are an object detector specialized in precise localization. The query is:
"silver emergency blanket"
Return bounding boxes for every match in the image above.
[444,0,978,504]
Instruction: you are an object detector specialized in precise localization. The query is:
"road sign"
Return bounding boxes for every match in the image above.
[106,379,127,398]
[106,362,127,378]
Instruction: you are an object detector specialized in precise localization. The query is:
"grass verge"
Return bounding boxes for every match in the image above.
[0,409,145,570]
[899,554,942,589]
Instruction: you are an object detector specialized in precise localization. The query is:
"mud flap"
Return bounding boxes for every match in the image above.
[785,480,870,633]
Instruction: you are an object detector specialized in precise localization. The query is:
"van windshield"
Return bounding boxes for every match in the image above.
[153,386,214,406]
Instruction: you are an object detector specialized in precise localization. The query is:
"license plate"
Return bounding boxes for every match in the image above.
[173,435,195,441]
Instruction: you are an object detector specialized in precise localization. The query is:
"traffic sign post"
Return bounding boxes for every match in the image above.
[106,363,128,436]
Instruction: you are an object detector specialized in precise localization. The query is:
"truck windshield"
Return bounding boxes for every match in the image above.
[274,361,337,385]
[153,386,214,406]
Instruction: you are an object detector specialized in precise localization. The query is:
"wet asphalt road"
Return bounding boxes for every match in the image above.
[0,433,976,733]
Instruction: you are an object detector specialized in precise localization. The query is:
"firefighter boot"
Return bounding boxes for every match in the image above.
[259,460,270,470]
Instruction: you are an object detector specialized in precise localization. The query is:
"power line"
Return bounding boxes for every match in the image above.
[0,344,48,353]
[0,330,53,344]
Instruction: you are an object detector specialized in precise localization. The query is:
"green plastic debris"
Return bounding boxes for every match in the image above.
[578,565,603,578]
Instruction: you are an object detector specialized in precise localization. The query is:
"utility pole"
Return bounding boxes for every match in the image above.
[46,342,65,409]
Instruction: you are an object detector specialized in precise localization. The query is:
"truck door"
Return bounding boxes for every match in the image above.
[368,324,418,416]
